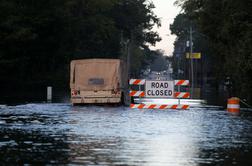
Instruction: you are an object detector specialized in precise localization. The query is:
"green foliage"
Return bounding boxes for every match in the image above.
[174,0,252,103]
[130,46,163,77]
[148,50,167,72]
[0,0,161,101]
[112,0,161,45]
[170,13,191,39]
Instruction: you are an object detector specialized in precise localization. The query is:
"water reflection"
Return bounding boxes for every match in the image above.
[0,104,252,165]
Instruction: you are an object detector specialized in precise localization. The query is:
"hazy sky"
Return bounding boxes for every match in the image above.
[150,0,181,56]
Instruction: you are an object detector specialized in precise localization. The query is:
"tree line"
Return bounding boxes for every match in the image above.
[171,0,252,103]
[0,0,161,102]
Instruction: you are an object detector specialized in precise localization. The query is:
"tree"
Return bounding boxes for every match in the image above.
[0,0,161,102]
[174,0,252,103]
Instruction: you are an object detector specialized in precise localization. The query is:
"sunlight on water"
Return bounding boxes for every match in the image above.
[0,103,252,165]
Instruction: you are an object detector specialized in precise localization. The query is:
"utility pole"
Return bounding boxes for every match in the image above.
[190,26,194,98]
[127,32,132,80]
[120,31,130,105]
[120,30,135,105]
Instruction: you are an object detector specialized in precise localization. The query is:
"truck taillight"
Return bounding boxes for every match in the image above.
[71,90,79,96]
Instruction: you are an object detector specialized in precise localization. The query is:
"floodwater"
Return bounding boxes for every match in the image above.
[1,104,252,165]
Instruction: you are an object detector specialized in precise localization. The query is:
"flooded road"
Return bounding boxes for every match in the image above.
[1,104,252,165]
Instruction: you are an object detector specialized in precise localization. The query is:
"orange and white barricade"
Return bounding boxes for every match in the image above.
[175,80,190,86]
[129,79,145,98]
[174,80,190,99]
[129,79,146,85]
[227,97,240,114]
[174,92,190,99]
[129,91,145,97]
[129,79,190,110]
[130,104,189,110]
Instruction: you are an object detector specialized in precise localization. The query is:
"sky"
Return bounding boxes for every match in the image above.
[150,0,181,56]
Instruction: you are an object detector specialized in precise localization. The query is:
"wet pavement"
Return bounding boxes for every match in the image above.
[1,104,252,165]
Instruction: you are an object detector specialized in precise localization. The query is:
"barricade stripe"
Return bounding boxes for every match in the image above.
[138,104,145,109]
[134,79,141,85]
[129,91,136,96]
[171,105,178,109]
[183,93,190,98]
[182,105,190,109]
[149,104,156,109]
[228,100,239,104]
[129,79,145,85]
[176,80,184,85]
[227,104,240,109]
[174,92,190,98]
[129,78,190,110]
[174,92,179,98]
[183,80,190,85]
[129,79,136,85]
[129,91,145,97]
[130,104,136,108]
[160,105,167,109]
[175,80,189,86]
[130,104,189,110]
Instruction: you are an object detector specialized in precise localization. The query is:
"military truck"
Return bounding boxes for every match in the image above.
[70,59,127,105]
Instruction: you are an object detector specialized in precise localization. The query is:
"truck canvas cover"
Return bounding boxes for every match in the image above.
[70,59,121,91]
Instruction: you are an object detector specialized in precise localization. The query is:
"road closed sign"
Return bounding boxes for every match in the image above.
[145,80,174,98]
